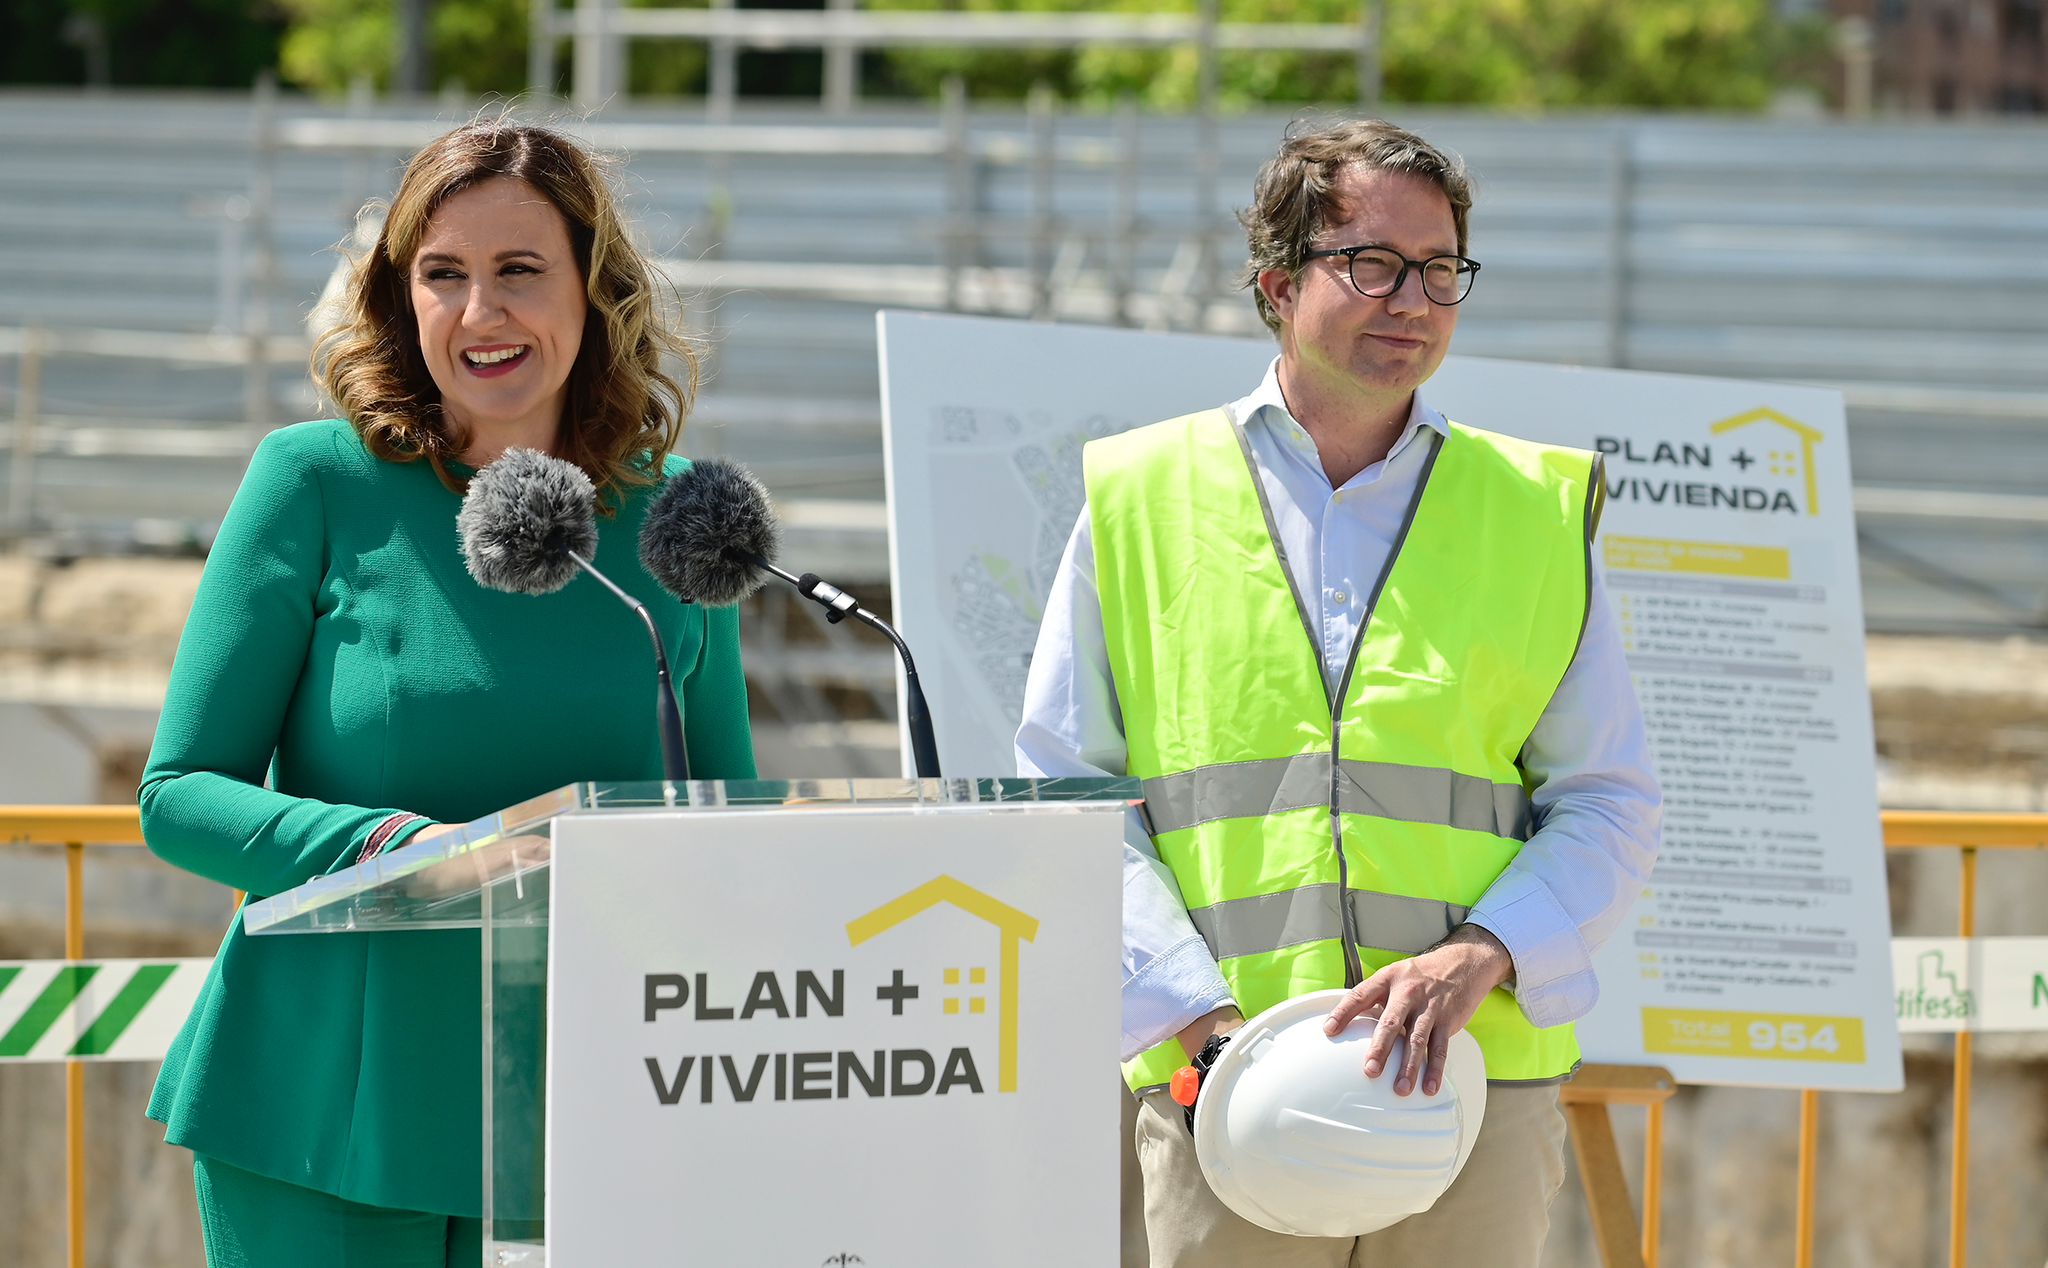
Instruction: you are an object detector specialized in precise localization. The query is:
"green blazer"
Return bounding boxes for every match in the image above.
[141,421,755,1216]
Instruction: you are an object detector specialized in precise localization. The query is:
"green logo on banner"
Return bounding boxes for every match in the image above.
[1896,949,1974,1025]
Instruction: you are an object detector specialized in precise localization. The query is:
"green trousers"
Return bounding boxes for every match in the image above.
[191,1153,482,1268]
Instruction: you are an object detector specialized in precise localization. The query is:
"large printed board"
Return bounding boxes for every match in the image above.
[879,309,1903,1092]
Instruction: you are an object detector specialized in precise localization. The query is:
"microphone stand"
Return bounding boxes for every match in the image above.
[737,552,942,780]
[567,549,690,782]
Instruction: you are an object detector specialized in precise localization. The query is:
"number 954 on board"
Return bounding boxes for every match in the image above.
[1642,1008,1865,1063]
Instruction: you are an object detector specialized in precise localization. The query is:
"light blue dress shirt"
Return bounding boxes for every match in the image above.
[1016,361,1663,1061]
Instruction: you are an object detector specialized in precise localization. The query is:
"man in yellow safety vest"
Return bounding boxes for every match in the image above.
[1018,118,1663,1265]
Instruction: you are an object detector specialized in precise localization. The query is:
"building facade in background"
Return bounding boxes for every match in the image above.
[1834,0,2047,112]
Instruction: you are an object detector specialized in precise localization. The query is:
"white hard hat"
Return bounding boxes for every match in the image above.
[1191,989,1488,1238]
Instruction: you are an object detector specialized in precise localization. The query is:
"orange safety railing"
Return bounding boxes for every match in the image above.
[1793,813,2048,1268]
[2,808,148,1268]
[1627,812,2048,1268]
[5,806,2046,1268]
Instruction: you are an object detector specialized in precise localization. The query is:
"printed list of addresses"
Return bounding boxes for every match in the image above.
[1611,568,1862,1004]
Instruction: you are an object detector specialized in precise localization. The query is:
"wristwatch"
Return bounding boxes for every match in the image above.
[1168,1031,1233,1134]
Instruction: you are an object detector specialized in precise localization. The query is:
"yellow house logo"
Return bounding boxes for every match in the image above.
[1709,407,1824,517]
[848,876,1038,1093]
[640,875,1040,1106]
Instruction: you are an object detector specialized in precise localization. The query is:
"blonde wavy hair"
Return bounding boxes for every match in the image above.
[315,119,697,510]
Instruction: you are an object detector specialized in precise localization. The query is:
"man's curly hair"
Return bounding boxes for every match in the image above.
[1238,117,1475,336]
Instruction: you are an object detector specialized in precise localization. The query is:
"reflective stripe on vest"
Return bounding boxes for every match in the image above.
[1143,754,1534,841]
[1184,884,1469,962]
[1086,408,1598,1092]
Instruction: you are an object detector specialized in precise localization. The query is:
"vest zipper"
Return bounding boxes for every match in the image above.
[1228,413,1448,992]
[1323,430,1444,991]
[1328,718,1367,988]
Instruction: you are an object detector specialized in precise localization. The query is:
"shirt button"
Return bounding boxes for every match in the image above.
[1333,590,1350,605]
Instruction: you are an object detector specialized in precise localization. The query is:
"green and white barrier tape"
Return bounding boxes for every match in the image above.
[0,959,209,1062]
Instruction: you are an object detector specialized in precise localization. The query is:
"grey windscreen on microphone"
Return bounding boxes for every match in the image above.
[638,458,781,607]
[457,448,600,595]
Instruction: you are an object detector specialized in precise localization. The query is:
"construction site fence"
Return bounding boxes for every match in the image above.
[1,806,2043,1268]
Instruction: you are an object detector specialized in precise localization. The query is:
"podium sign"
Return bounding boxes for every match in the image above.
[546,804,1123,1266]
[240,777,1133,1264]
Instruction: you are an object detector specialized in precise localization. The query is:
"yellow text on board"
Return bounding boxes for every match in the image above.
[1604,537,1792,581]
[1641,1008,1865,1063]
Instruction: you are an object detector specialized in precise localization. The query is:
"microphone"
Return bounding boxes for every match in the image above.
[639,459,943,780]
[457,448,690,782]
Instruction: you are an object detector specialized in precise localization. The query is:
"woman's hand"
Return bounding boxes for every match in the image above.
[398,832,554,899]
[407,821,462,846]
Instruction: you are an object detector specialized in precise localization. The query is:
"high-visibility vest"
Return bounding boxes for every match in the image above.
[1086,408,1602,1093]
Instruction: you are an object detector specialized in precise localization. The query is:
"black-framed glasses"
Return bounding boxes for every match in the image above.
[1301,245,1481,306]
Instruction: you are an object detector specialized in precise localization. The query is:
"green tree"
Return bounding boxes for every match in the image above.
[2,0,283,87]
[277,0,528,95]
[869,0,1824,111]
[275,0,705,97]
[269,0,1821,108]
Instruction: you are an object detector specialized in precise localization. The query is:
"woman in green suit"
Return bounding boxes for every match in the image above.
[139,120,755,1267]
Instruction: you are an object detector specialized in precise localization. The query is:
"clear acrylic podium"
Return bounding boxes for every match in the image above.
[242,777,1136,1266]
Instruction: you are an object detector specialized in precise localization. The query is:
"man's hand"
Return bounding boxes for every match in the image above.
[1176,1005,1243,1058]
[1321,925,1514,1098]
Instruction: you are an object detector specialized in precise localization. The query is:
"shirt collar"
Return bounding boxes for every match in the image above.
[1228,357,1448,468]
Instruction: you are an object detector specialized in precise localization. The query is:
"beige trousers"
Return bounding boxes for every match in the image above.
[1132,1083,1568,1268]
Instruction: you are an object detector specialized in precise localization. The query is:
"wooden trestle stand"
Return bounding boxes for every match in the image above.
[1560,1063,1677,1268]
